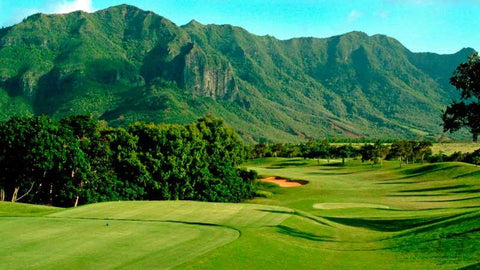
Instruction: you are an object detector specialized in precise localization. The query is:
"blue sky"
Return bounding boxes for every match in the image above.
[0,0,478,54]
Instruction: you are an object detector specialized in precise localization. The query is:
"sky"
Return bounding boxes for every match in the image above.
[0,0,478,54]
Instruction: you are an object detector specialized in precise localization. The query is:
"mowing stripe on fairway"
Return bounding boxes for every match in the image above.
[0,217,239,270]
[49,201,294,228]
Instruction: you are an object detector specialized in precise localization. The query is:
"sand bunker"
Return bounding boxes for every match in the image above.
[313,203,390,210]
[260,177,308,187]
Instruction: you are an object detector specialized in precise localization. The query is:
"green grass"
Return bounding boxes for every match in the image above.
[0,202,62,217]
[50,201,293,228]
[182,158,479,269]
[1,158,479,269]
[0,201,291,269]
[0,217,238,270]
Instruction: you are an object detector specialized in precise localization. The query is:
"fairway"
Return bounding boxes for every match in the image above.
[180,158,480,269]
[1,158,479,269]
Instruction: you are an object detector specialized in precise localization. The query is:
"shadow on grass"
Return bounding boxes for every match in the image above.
[388,194,449,197]
[403,164,462,175]
[258,209,332,227]
[307,171,352,176]
[398,185,472,193]
[457,262,480,270]
[450,188,480,194]
[266,161,309,169]
[395,211,480,237]
[400,164,463,180]
[322,215,457,232]
[454,170,480,179]
[257,209,293,215]
[277,225,335,242]
[419,196,480,202]
[318,162,344,167]
[384,225,480,252]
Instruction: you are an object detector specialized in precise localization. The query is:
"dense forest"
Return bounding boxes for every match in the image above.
[0,115,256,206]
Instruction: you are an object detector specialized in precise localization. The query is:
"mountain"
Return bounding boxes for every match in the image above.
[0,5,475,142]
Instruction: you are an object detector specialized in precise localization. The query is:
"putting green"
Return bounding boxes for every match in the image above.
[0,201,294,270]
[0,217,238,270]
[313,203,390,209]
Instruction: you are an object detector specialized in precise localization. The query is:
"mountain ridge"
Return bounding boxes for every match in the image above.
[0,4,475,142]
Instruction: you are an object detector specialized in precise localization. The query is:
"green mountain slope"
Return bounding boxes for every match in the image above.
[0,4,475,142]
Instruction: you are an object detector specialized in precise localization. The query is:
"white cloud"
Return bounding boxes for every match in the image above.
[346,10,363,23]
[51,0,95,14]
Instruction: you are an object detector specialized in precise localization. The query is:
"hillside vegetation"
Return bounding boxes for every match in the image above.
[0,4,475,142]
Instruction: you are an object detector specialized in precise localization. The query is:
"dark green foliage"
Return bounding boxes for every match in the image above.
[0,116,88,205]
[333,144,356,164]
[0,5,475,142]
[360,141,389,167]
[0,115,254,206]
[429,148,480,165]
[129,116,253,202]
[442,52,480,142]
[388,140,433,167]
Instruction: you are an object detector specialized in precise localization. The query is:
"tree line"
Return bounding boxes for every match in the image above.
[251,140,480,167]
[0,115,256,206]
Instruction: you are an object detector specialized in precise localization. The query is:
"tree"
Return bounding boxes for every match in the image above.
[442,52,480,142]
[473,156,479,167]
[360,141,388,168]
[334,144,355,164]
[0,116,89,205]
[412,141,433,163]
[389,140,409,168]
[250,143,270,159]
[1,115,254,205]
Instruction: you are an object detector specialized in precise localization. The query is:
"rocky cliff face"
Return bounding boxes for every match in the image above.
[182,44,238,100]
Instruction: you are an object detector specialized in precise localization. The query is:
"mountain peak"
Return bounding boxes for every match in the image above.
[184,19,204,28]
[101,4,145,12]
[95,4,151,18]
[340,31,369,38]
[457,47,476,55]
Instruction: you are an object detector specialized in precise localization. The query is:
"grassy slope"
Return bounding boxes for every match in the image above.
[0,159,479,269]
[0,218,237,270]
[0,202,62,217]
[0,201,291,270]
[179,158,480,269]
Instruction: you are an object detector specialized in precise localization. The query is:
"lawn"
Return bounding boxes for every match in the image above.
[0,201,291,269]
[181,158,480,269]
[1,158,479,269]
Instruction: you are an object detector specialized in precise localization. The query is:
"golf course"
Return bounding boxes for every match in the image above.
[1,158,479,269]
